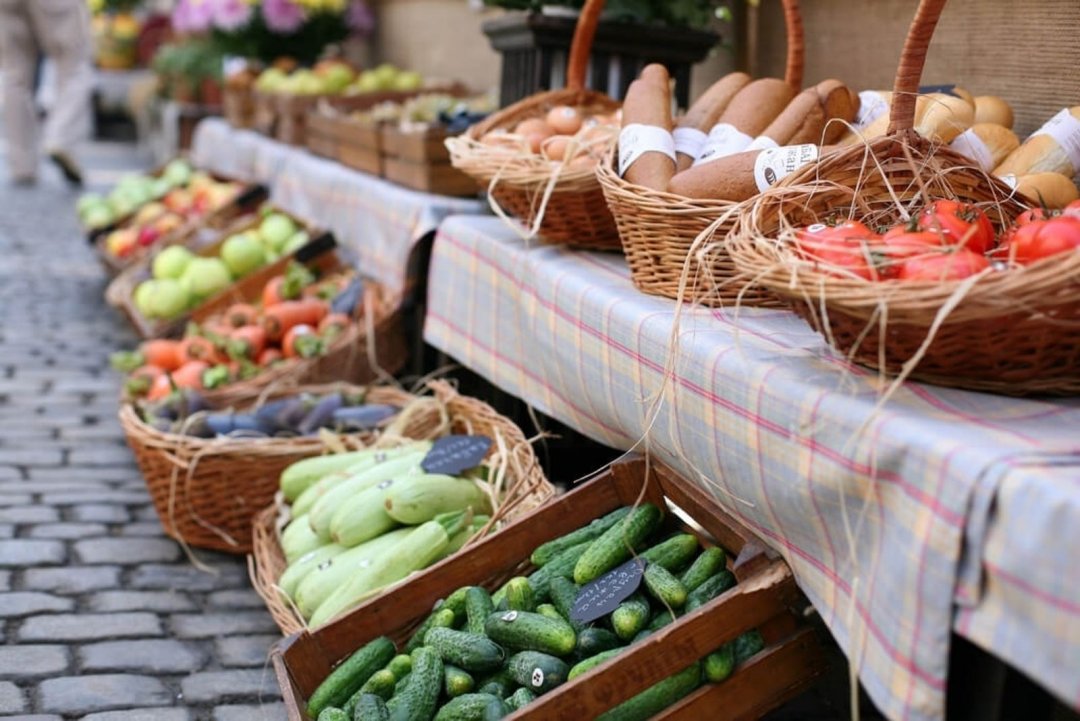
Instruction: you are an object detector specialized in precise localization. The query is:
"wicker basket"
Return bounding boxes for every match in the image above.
[446,0,621,249]
[596,0,804,306]
[250,379,557,635]
[224,85,256,129]
[119,383,416,554]
[729,0,1080,395]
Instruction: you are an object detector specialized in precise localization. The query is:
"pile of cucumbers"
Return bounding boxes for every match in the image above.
[276,441,496,627]
[305,503,765,721]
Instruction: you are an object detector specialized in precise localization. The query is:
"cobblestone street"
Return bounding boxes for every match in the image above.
[0,144,286,720]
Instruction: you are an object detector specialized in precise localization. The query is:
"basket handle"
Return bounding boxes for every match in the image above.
[781,0,804,89]
[888,0,948,134]
[566,0,605,92]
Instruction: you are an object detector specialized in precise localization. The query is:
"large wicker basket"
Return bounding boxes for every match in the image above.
[729,0,1080,395]
[119,383,417,555]
[446,0,621,249]
[250,380,557,635]
[596,0,804,306]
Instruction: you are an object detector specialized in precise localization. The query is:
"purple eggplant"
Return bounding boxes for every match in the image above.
[332,404,398,431]
[297,393,344,435]
[330,277,365,317]
[204,413,266,437]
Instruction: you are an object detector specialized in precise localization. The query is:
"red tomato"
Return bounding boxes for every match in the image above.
[917,199,995,253]
[793,223,878,280]
[1063,199,1080,220]
[1010,217,1080,265]
[1015,207,1054,226]
[878,230,942,278]
[897,249,990,281]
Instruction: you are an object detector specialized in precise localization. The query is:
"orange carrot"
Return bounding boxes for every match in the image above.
[282,324,323,359]
[257,347,283,366]
[262,276,286,308]
[228,325,267,359]
[139,340,183,371]
[178,336,219,364]
[124,364,165,397]
[224,303,259,328]
[171,361,209,390]
[146,373,173,401]
[261,299,329,342]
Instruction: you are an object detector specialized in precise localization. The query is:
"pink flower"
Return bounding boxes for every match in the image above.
[346,0,375,37]
[210,0,254,32]
[172,0,213,33]
[262,0,306,33]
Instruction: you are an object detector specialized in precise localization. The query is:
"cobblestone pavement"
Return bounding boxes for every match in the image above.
[0,143,286,720]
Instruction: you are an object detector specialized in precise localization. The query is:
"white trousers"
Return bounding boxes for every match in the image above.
[0,0,93,178]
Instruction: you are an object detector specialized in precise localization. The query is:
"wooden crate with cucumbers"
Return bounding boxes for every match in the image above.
[272,457,825,720]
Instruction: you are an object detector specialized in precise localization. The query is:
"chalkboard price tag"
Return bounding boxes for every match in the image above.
[421,435,492,476]
[570,557,647,625]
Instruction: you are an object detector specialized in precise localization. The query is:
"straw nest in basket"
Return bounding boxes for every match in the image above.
[729,132,1080,395]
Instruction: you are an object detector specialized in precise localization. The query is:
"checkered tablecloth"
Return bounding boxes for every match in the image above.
[423,215,1080,721]
[190,118,487,295]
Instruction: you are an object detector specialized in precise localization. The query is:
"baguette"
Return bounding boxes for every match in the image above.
[753,89,825,147]
[669,143,824,201]
[915,93,974,143]
[974,95,1014,129]
[950,123,1019,171]
[675,72,752,170]
[995,107,1080,178]
[1014,172,1080,209]
[619,64,675,190]
[694,78,797,165]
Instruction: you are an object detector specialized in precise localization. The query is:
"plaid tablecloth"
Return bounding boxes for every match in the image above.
[190,118,487,295]
[423,215,1080,721]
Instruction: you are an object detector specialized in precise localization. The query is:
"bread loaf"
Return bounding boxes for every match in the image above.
[752,89,825,148]
[675,72,751,170]
[619,64,676,191]
[668,143,823,201]
[949,124,1019,171]
[974,96,1014,129]
[853,90,892,131]
[693,78,796,165]
[816,80,860,144]
[951,86,975,108]
[995,107,1080,178]
[914,93,974,143]
[1014,172,1080,209]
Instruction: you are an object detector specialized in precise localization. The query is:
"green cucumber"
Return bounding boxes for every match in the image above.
[433,693,506,721]
[530,507,632,566]
[610,594,650,641]
[343,668,396,713]
[703,644,735,683]
[643,564,687,609]
[485,610,576,656]
[354,693,390,721]
[309,452,428,541]
[475,670,514,698]
[442,586,471,622]
[526,540,591,601]
[506,651,568,695]
[573,504,662,585]
[465,586,494,635]
[568,648,622,680]
[482,700,508,721]
[388,654,413,680]
[504,687,536,711]
[278,543,345,601]
[733,630,765,664]
[575,627,621,658]
[423,627,505,673]
[504,577,535,612]
[595,662,701,721]
[306,636,395,718]
[393,673,411,696]
[384,474,492,525]
[646,610,675,631]
[684,570,736,612]
[386,646,442,721]
[443,664,475,698]
[640,534,699,572]
[405,605,453,653]
[317,708,348,721]
[547,577,585,632]
[534,603,561,621]
[281,514,323,564]
[679,547,726,592]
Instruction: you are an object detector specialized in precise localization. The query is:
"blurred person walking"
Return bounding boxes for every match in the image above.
[0,0,92,185]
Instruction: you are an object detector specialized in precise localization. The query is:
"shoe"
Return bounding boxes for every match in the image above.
[48,151,84,186]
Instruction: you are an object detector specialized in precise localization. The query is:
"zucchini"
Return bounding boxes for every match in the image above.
[281,514,323,564]
[292,443,430,516]
[310,520,453,627]
[610,594,650,641]
[595,662,701,721]
[640,534,699,572]
[485,610,577,657]
[568,648,622,680]
[504,577,535,613]
[733,630,765,664]
[530,507,632,566]
[354,693,390,721]
[547,577,585,632]
[306,636,395,718]
[423,627,505,673]
[280,448,390,502]
[507,651,569,695]
[465,586,494,635]
[526,540,591,601]
[534,603,562,621]
[684,570,736,612]
[573,504,662,585]
[384,474,492,525]
[642,564,687,609]
[679,547,726,592]
[443,664,475,698]
[309,452,428,541]
[278,543,345,601]
[343,668,396,713]
[575,627,621,658]
[504,687,536,711]
[475,670,514,699]
[405,604,451,653]
[292,471,351,519]
[328,481,403,548]
[386,646,442,721]
[703,644,735,683]
[317,708,348,721]
[388,654,413,680]
[433,693,506,721]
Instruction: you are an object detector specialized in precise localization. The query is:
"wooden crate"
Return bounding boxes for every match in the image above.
[380,126,478,196]
[223,85,255,129]
[272,457,825,720]
[381,125,452,164]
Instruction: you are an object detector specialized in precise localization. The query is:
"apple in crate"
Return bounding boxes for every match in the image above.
[163,189,193,215]
[221,232,266,277]
[135,278,191,319]
[105,228,138,258]
[180,257,232,303]
[134,201,166,225]
[258,213,298,253]
[137,225,161,248]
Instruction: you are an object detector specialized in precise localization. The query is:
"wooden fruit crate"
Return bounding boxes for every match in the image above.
[223,85,255,129]
[272,457,825,720]
[380,126,479,196]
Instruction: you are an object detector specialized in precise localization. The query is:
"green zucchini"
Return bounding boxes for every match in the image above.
[317,708,348,721]
[309,452,428,541]
[475,670,514,698]
[485,610,577,656]
[328,481,403,548]
[547,577,585,632]
[388,654,413,680]
[443,664,475,698]
[679,547,726,592]
[423,627,505,673]
[294,445,428,517]
[292,471,350,519]
[575,626,621,658]
[465,586,494,635]
[530,507,632,566]
[280,447,396,502]
[640,534,699,572]
[642,564,687,609]
[526,540,592,602]
[306,636,395,718]
[405,604,451,653]
[733,630,765,664]
[534,603,562,621]
[504,687,536,711]
[384,473,492,525]
[281,514,323,564]
[573,504,662,585]
[504,577,535,612]
[568,648,622,680]
[595,662,701,721]
[354,693,390,721]
[278,543,345,601]
[433,693,506,721]
[684,570,736,612]
[386,646,442,721]
[506,651,569,695]
[610,594,650,641]
[703,644,735,683]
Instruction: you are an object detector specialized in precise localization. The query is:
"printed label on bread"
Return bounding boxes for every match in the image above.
[753,144,820,192]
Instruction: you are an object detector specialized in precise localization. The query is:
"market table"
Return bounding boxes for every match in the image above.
[190,118,487,295]
[423,215,1080,721]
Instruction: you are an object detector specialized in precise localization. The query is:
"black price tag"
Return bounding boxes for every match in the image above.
[570,558,647,625]
[421,435,492,475]
[918,84,960,98]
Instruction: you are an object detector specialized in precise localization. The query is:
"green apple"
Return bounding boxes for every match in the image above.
[145,278,191,319]
[150,177,172,199]
[373,63,398,90]
[163,159,193,188]
[109,194,137,219]
[392,70,423,92]
[133,279,156,316]
[280,230,310,256]
[320,64,355,93]
[180,257,233,303]
[77,193,104,215]
[256,68,287,92]
[82,204,114,229]
[221,233,267,277]
[353,70,382,94]
[258,213,298,252]
[152,245,195,280]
